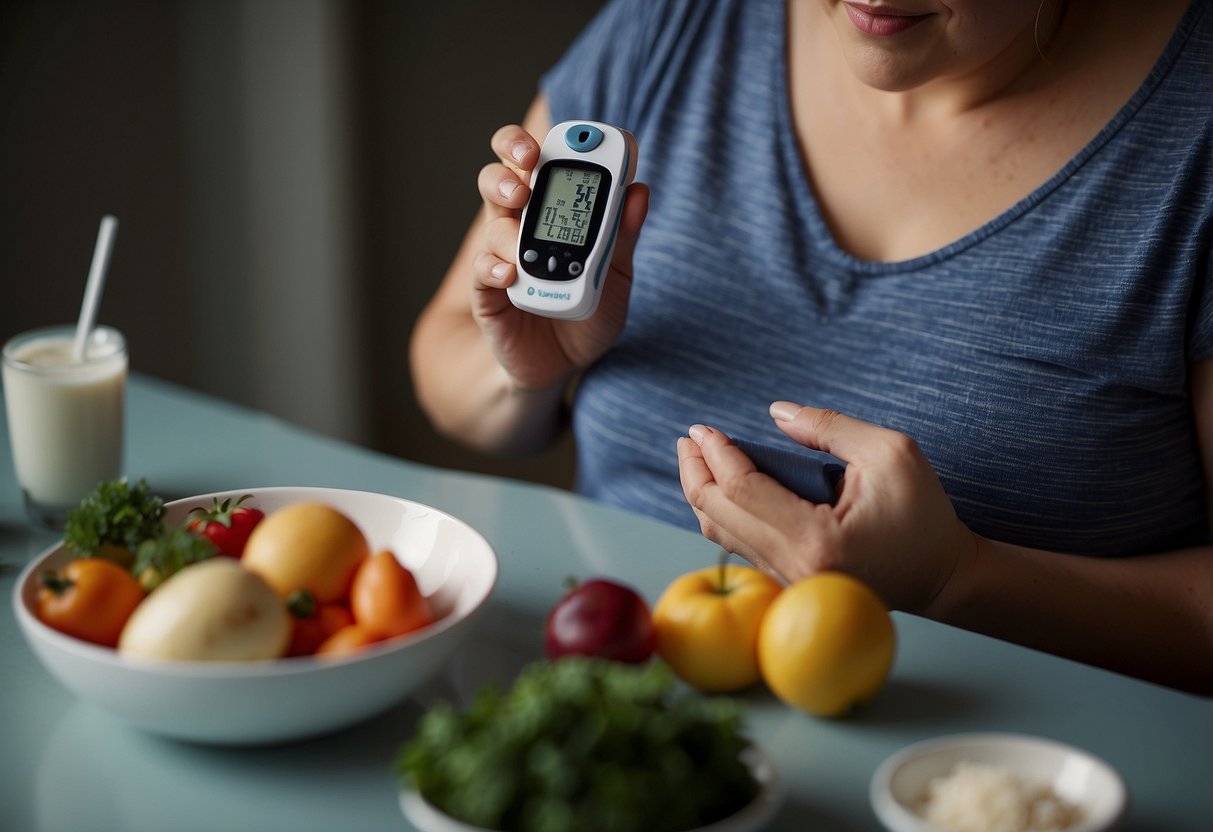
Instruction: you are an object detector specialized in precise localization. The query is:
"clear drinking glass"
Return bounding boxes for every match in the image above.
[2,325,127,529]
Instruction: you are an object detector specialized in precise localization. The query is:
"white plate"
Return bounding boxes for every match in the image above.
[400,744,783,832]
[870,732,1127,832]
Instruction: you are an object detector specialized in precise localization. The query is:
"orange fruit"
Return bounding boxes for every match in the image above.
[242,502,370,602]
[758,572,895,717]
[314,624,382,657]
[350,550,434,639]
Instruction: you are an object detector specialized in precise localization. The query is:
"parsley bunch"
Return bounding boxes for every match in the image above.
[397,658,759,832]
[64,478,166,557]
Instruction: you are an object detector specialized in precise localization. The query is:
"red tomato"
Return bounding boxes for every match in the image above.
[286,591,355,657]
[545,578,655,663]
[36,557,145,647]
[186,494,265,558]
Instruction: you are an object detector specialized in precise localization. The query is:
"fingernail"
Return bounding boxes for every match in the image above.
[499,180,519,199]
[769,401,802,422]
[490,263,511,280]
[688,424,707,444]
[510,142,529,163]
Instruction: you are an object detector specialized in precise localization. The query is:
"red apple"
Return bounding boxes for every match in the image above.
[545,578,655,663]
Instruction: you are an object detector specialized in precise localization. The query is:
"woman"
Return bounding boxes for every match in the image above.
[410,0,1212,693]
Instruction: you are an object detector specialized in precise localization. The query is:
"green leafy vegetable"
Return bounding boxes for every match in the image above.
[65,478,166,559]
[132,526,218,592]
[397,658,759,832]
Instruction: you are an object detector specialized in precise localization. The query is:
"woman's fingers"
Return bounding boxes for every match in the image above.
[490,124,540,176]
[472,251,513,289]
[468,216,526,296]
[679,426,817,560]
[771,399,915,468]
[476,125,539,223]
[482,215,523,272]
[676,436,751,556]
[477,162,531,220]
[770,400,938,513]
[695,424,827,525]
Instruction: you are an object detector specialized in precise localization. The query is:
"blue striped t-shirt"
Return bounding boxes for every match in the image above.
[541,0,1213,556]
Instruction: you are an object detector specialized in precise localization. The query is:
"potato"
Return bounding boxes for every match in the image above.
[118,559,290,661]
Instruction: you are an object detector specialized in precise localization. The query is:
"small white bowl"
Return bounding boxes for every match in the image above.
[13,486,498,745]
[870,732,1127,832]
[400,744,783,832]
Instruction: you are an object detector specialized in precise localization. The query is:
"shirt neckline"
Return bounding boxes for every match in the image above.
[774,0,1205,276]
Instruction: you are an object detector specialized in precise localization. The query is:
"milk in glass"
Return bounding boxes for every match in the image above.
[2,325,126,527]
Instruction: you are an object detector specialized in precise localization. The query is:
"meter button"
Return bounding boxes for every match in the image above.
[522,249,539,264]
[564,124,605,153]
[547,256,559,273]
[568,261,583,277]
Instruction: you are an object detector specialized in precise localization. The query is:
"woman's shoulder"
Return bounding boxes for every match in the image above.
[1147,0,1213,114]
[1074,1,1212,190]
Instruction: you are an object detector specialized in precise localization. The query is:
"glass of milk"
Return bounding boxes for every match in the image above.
[2,325,127,529]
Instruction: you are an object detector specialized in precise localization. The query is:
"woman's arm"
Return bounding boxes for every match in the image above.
[409,95,649,455]
[929,359,1213,693]
[677,359,1213,695]
[927,531,1212,695]
[409,97,563,455]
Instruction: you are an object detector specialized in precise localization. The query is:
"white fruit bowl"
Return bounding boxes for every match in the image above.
[13,486,498,745]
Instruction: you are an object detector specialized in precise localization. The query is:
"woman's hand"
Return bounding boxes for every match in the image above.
[470,123,650,393]
[677,401,978,613]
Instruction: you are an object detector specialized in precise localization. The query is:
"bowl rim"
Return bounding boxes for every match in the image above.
[869,731,1128,832]
[13,485,499,678]
[398,742,784,832]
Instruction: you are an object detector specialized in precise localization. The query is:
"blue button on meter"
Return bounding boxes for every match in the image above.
[564,124,605,152]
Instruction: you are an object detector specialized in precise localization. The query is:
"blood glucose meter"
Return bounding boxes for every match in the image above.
[508,120,638,320]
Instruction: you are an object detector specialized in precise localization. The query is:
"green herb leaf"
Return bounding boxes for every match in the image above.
[133,526,218,591]
[64,478,166,557]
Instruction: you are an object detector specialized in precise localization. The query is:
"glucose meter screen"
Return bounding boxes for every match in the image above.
[536,167,601,247]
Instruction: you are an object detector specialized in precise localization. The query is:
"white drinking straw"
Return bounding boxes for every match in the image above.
[72,215,119,361]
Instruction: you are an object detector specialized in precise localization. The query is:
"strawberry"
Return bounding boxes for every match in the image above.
[186,495,265,559]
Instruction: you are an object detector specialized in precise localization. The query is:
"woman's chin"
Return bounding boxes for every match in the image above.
[842,47,939,93]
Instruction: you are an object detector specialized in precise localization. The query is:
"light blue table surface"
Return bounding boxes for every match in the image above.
[1,375,1209,832]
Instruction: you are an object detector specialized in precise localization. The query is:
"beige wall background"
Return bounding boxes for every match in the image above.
[0,0,605,489]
